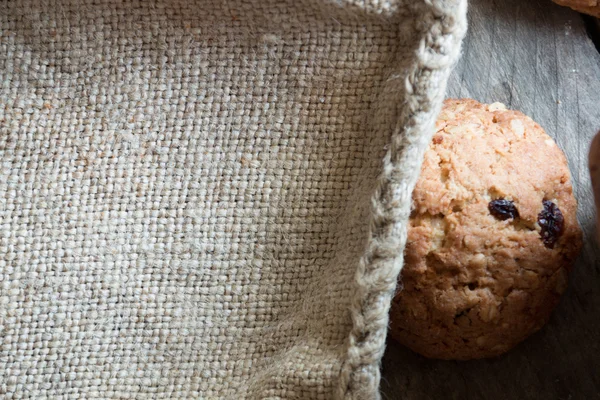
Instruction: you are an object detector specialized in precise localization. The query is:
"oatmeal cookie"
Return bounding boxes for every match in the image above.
[389,99,582,360]
[552,0,600,18]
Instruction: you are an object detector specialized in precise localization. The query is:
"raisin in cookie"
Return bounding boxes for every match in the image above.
[389,99,582,360]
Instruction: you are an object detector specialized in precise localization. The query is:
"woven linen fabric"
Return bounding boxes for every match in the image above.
[0,0,466,398]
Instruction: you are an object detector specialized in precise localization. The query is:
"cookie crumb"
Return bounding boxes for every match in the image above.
[488,102,506,111]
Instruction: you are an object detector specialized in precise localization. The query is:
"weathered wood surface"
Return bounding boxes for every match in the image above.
[381,0,600,398]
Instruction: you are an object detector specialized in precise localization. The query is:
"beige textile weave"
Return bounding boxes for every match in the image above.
[0,0,466,398]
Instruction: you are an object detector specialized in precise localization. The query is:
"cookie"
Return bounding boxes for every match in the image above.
[589,131,600,243]
[552,0,600,17]
[389,99,582,360]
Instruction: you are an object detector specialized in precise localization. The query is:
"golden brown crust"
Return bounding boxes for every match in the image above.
[553,0,600,17]
[589,131,600,243]
[389,99,583,360]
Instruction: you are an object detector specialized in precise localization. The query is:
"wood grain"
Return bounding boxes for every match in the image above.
[382,0,600,398]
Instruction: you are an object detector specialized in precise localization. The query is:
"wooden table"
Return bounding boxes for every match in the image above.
[381,0,600,398]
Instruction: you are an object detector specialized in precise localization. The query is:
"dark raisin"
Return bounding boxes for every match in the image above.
[488,199,519,220]
[538,200,564,249]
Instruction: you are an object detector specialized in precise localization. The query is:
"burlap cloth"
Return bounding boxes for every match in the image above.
[0,1,466,398]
